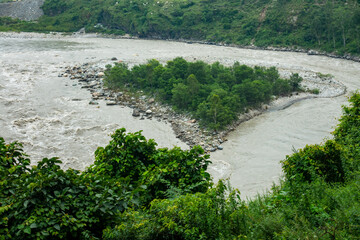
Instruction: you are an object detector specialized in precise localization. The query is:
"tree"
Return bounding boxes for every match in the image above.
[334,6,351,48]
[187,61,209,84]
[209,93,221,128]
[0,139,132,239]
[289,73,302,91]
[89,128,212,201]
[272,78,291,95]
[171,82,191,109]
[185,74,200,96]
[104,63,131,89]
[166,57,188,80]
[233,63,254,84]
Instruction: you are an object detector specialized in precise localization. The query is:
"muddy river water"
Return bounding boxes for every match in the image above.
[1,33,359,198]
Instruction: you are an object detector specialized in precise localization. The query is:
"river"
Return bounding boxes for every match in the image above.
[1,32,359,198]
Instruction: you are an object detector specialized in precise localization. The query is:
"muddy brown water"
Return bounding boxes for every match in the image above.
[1,33,359,198]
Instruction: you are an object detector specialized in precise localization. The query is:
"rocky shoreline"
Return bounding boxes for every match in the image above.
[60,61,346,153]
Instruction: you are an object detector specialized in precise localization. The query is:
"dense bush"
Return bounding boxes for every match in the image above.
[104,58,300,130]
[282,140,344,184]
[103,181,247,240]
[88,128,212,202]
[0,129,211,239]
[0,140,131,239]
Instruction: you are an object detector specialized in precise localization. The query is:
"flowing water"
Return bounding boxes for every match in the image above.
[1,33,359,198]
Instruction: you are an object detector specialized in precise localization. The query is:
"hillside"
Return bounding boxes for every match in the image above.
[0,0,44,21]
[1,0,359,56]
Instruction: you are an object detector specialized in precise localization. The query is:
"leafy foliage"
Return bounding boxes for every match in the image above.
[0,139,134,239]
[88,128,212,202]
[1,0,360,55]
[0,129,211,239]
[103,180,247,240]
[282,140,344,184]
[104,58,300,130]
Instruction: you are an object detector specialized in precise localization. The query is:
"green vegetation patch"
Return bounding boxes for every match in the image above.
[0,129,211,239]
[104,58,301,130]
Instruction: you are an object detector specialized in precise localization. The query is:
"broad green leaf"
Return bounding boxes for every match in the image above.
[30,223,37,229]
[54,224,60,231]
[24,227,31,234]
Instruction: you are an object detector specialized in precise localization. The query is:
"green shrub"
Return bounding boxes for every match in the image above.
[282,140,344,184]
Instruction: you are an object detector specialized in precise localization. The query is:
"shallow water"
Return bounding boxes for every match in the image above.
[1,34,359,198]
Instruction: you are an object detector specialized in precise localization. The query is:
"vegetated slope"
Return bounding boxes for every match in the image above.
[3,0,358,55]
[1,93,360,239]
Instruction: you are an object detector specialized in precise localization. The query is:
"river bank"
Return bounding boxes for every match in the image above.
[1,31,360,63]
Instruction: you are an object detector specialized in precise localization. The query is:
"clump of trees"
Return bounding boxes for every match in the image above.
[1,93,360,239]
[104,58,301,130]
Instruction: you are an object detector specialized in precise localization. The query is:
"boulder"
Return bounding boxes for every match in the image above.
[148,98,155,104]
[106,101,117,106]
[187,119,196,123]
[307,50,318,55]
[92,92,101,97]
[98,72,105,77]
[146,109,152,115]
[132,109,140,117]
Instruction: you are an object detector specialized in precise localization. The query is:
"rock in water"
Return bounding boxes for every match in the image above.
[132,109,140,117]
[89,100,99,105]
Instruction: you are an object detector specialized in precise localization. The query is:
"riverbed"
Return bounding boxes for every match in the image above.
[1,32,359,198]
